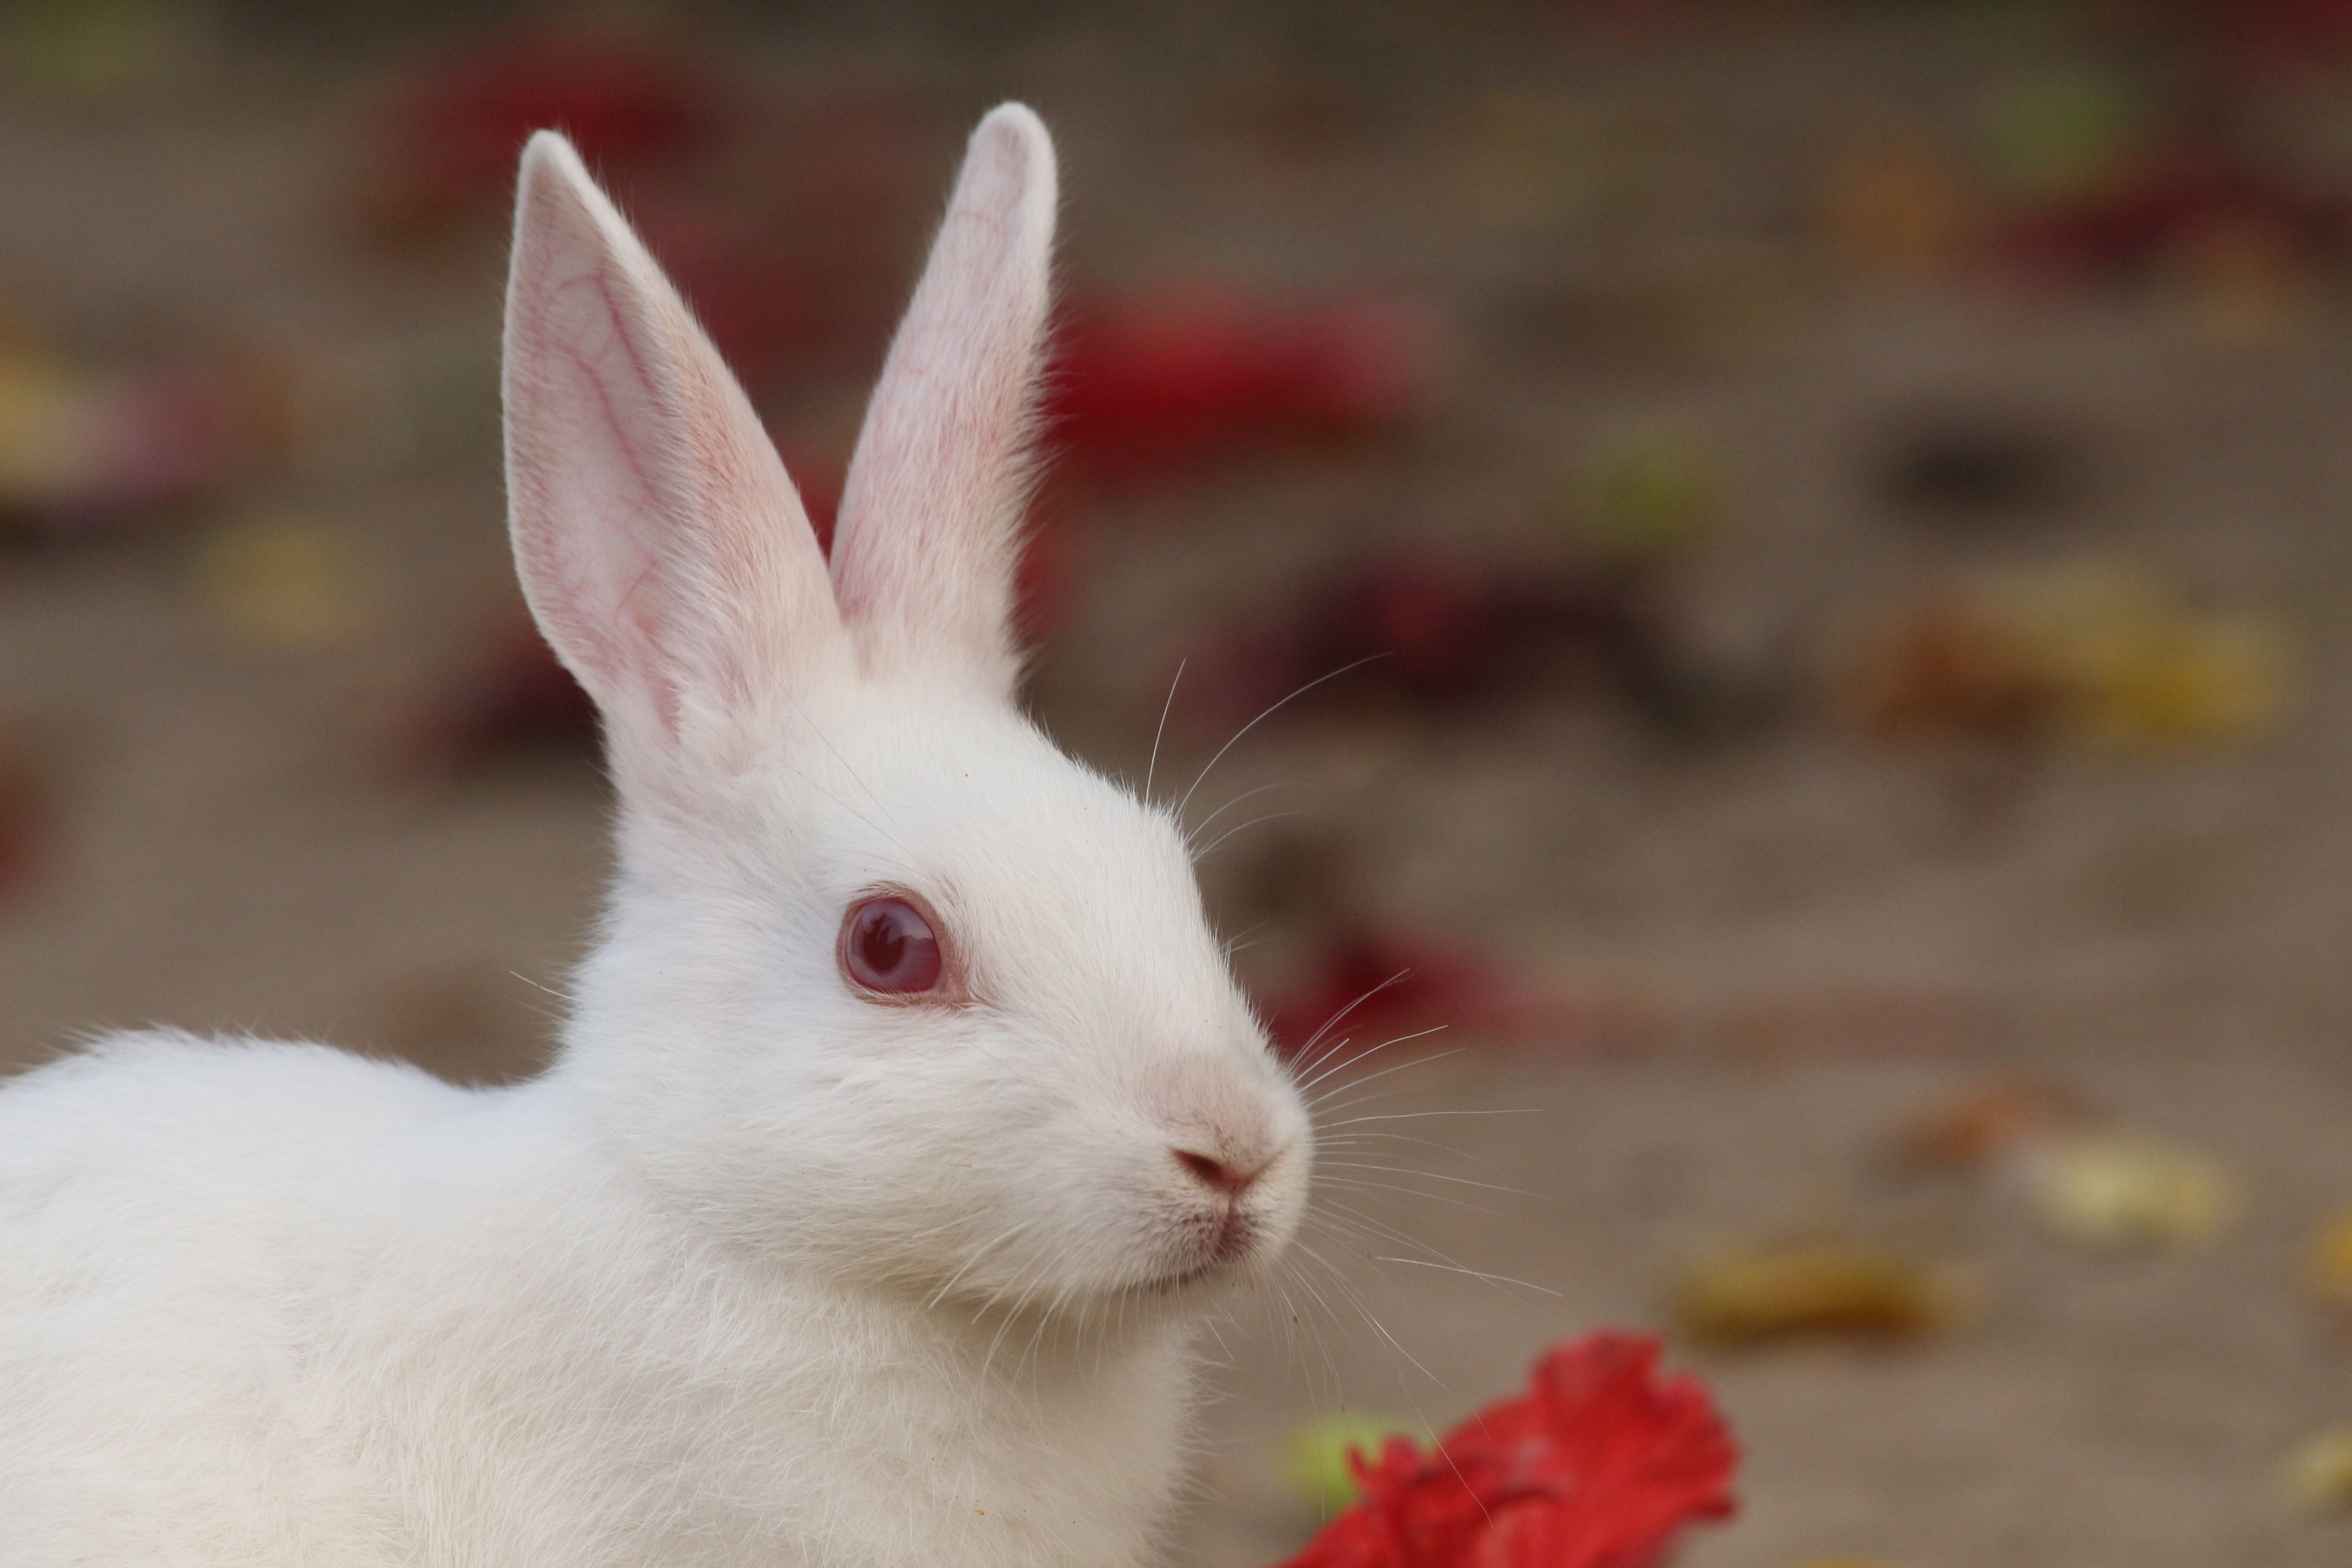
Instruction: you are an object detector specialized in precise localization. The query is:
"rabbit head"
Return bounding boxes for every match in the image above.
[504,108,1311,1321]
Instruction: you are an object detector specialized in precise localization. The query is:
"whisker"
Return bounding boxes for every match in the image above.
[1311,1130,1519,1181]
[924,1218,1043,1311]
[1175,654,1388,823]
[1192,811,1303,863]
[1184,780,1311,851]
[508,971,574,1002]
[1297,1028,1451,1101]
[1303,1204,1546,1297]
[1271,1262,1352,1399]
[1315,1107,1542,1127]
[1305,1044,1462,1112]
[1143,658,1185,806]
[1430,1418,1495,1528]
[1293,1019,1440,1098]
[769,691,912,856]
[1284,971,1413,1082]
[1314,1161,1541,1198]
[1289,1239,1442,1385]
[976,1246,1063,1380]
[782,757,912,861]
[1312,1176,1504,1216]
[1317,1105,1534,1128]
[1221,918,1272,960]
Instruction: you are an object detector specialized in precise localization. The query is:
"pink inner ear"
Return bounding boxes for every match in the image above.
[505,132,845,750]
[827,105,1054,689]
[509,252,691,733]
[827,256,1029,628]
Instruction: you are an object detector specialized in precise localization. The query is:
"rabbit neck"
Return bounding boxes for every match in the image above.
[437,1075,1207,1568]
[522,1062,1209,1396]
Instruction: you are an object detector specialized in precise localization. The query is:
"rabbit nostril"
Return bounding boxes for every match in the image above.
[1174,1148,1256,1196]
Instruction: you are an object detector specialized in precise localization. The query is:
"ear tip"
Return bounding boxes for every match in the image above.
[517,130,593,199]
[977,101,1048,136]
[513,130,645,268]
[971,102,1055,179]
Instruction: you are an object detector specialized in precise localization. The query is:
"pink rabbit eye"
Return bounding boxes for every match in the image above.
[840,896,945,997]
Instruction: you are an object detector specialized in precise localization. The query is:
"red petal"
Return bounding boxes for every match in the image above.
[1276,1335,1736,1568]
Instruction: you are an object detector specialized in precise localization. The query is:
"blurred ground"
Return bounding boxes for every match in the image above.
[3,4,2352,1567]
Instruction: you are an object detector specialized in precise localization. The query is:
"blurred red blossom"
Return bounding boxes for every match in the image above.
[1047,294,1433,478]
[1180,546,1754,745]
[1279,1334,1737,1568]
[1992,149,2348,287]
[367,27,718,234]
[1267,924,1664,1064]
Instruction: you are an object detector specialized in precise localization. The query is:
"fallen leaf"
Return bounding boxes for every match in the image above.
[1674,1242,1969,1347]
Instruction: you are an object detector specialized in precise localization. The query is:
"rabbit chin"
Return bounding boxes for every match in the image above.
[923,1178,1310,1325]
[922,1240,1288,1330]
[1128,1231,1285,1300]
[1117,1220,1293,1306]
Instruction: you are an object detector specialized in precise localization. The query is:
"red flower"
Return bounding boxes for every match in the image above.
[1046,295,1431,478]
[1280,1335,1737,1568]
[1264,923,1667,1065]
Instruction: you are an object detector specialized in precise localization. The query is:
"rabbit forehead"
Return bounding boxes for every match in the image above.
[770,691,1253,1037]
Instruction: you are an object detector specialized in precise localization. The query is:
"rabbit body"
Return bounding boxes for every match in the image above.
[0,1035,1192,1568]
[0,107,1310,1567]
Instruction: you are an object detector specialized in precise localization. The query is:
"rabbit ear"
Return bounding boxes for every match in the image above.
[830,103,1057,698]
[504,132,848,789]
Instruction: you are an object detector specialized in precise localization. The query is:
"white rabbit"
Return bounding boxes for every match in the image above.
[0,105,1312,1568]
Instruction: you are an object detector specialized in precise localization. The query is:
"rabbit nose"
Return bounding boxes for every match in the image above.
[1173,1147,1262,1197]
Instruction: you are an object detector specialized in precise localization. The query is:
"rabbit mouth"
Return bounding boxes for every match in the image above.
[1136,1212,1265,1295]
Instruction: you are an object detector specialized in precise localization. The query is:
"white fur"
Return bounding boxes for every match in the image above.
[0,105,1311,1567]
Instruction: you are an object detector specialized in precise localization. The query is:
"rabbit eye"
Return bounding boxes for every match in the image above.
[840,896,945,997]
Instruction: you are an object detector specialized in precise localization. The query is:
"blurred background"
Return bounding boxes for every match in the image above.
[5,0,2352,1563]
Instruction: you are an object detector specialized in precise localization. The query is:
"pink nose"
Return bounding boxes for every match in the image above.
[1174,1148,1260,1197]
